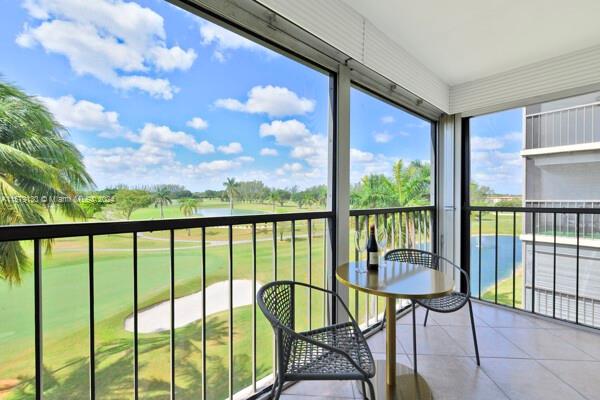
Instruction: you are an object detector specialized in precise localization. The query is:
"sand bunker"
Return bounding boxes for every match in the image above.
[124,279,261,333]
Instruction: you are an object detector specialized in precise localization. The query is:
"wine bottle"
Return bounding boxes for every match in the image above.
[367,225,379,270]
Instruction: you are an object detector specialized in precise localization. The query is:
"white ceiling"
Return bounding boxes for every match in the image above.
[341,0,600,86]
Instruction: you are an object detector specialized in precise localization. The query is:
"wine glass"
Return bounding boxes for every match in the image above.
[375,224,388,261]
[354,226,368,273]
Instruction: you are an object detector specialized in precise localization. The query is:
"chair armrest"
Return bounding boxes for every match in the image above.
[436,254,471,296]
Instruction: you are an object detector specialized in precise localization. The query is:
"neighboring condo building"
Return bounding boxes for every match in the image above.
[522,92,600,326]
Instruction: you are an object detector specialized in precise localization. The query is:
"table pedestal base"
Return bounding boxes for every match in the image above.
[356,360,432,400]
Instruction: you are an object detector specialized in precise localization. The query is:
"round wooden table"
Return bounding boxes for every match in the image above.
[337,260,454,400]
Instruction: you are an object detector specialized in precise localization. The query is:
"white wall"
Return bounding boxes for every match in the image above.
[451,45,600,116]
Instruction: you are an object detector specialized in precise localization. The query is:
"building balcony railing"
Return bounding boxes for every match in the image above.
[525,200,600,240]
[525,101,600,151]
[468,205,600,329]
[0,206,433,400]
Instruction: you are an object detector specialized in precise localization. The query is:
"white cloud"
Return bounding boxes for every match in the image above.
[471,149,522,192]
[237,156,254,163]
[215,85,315,117]
[148,46,196,71]
[504,131,523,142]
[186,117,208,130]
[128,123,215,154]
[276,162,303,176]
[17,0,197,99]
[349,153,396,184]
[259,119,311,145]
[260,147,278,156]
[373,132,393,143]
[185,159,241,175]
[199,21,274,61]
[38,95,121,136]
[381,115,395,124]
[471,136,504,151]
[259,119,328,177]
[350,148,375,163]
[218,142,243,154]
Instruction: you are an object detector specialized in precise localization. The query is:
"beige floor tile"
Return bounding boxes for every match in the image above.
[549,328,600,360]
[428,306,489,327]
[406,355,509,400]
[496,327,594,360]
[539,359,600,400]
[480,358,585,400]
[396,324,467,356]
[472,303,547,328]
[366,329,405,354]
[442,325,528,359]
[283,380,355,398]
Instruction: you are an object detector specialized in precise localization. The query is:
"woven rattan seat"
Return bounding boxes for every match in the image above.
[417,292,468,312]
[289,322,375,377]
[258,281,376,399]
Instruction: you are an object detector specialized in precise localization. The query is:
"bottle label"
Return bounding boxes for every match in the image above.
[368,252,378,265]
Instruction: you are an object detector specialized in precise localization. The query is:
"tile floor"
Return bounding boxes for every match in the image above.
[279,301,600,399]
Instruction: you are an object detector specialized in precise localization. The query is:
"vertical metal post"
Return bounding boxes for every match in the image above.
[228,225,233,399]
[291,220,296,281]
[328,64,351,325]
[251,223,257,393]
[34,239,43,400]
[478,211,482,300]
[532,212,536,314]
[512,212,516,309]
[495,211,499,304]
[307,219,312,330]
[201,227,206,400]
[576,213,580,324]
[553,213,557,319]
[88,235,95,400]
[170,230,175,400]
[272,221,278,379]
[354,215,359,322]
[133,233,139,400]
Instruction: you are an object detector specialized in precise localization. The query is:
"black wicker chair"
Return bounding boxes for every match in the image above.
[384,249,480,366]
[257,281,376,399]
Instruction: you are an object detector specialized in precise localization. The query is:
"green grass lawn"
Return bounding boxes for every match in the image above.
[481,267,524,308]
[471,211,524,236]
[0,201,332,400]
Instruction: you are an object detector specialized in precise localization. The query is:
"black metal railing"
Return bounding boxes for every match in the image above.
[349,205,436,330]
[466,205,600,329]
[0,205,438,400]
[0,211,334,400]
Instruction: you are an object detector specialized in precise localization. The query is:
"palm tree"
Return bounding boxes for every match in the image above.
[223,177,239,212]
[153,186,172,219]
[0,80,93,284]
[350,174,398,209]
[179,198,200,236]
[393,160,431,206]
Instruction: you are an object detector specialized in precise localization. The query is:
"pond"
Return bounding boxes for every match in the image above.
[195,207,266,217]
[470,235,523,297]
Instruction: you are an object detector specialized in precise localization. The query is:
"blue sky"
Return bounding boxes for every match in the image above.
[470,108,524,195]
[0,0,493,193]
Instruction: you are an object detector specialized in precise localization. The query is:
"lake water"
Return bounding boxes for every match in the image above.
[195,207,265,217]
[470,235,523,297]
